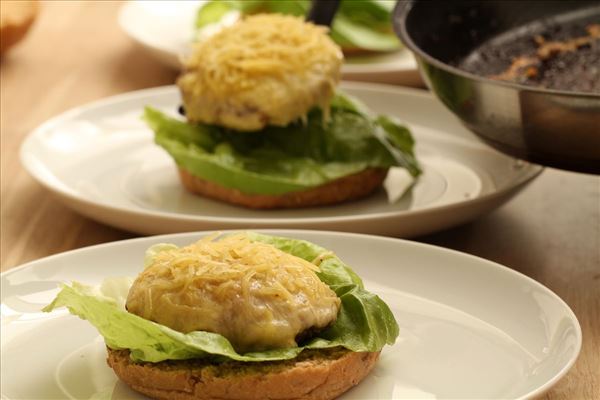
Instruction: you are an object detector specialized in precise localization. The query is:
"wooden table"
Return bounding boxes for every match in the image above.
[1,2,598,399]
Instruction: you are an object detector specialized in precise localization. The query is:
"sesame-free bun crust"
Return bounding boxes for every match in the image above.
[178,167,388,209]
[107,347,380,400]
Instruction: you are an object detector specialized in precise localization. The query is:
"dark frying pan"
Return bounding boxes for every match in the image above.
[393,1,600,174]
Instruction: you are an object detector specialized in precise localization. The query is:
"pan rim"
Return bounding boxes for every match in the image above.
[393,1,600,99]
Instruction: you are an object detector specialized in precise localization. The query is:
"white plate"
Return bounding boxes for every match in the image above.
[117,0,419,83]
[20,82,542,237]
[0,230,581,399]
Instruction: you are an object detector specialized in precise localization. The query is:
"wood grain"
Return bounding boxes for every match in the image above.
[1,1,176,267]
[1,2,598,399]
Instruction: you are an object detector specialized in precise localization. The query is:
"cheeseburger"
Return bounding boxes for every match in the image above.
[44,232,399,400]
[144,14,420,209]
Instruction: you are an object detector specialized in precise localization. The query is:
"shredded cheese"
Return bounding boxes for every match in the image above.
[186,14,340,95]
[178,14,343,131]
[126,233,340,353]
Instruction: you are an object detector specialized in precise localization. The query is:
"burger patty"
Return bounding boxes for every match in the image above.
[126,234,341,353]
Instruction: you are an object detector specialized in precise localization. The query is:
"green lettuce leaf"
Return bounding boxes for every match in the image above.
[195,1,239,29]
[145,92,420,195]
[376,115,421,177]
[43,233,399,363]
[330,13,400,53]
[194,0,401,52]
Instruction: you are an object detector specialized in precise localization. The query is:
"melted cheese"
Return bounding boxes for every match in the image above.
[178,14,342,131]
[126,234,340,353]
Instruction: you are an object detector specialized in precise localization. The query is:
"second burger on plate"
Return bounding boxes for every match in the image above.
[144,14,421,209]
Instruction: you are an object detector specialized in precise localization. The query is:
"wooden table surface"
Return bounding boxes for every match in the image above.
[1,2,598,399]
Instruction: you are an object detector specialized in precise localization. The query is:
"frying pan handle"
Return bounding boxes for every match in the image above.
[306,0,341,26]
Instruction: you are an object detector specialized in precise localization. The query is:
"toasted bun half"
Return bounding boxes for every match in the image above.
[178,167,388,209]
[107,347,380,400]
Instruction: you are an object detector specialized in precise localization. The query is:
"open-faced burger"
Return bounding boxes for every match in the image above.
[144,14,420,209]
[44,232,399,400]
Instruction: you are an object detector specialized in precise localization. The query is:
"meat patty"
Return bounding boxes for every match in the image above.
[126,234,341,353]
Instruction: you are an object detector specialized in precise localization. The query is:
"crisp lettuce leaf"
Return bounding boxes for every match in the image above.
[330,13,400,53]
[43,233,399,363]
[143,107,217,150]
[376,115,421,177]
[145,92,420,195]
[195,1,239,29]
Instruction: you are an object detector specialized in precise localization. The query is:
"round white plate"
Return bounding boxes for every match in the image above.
[20,82,542,237]
[117,0,419,84]
[0,230,581,399]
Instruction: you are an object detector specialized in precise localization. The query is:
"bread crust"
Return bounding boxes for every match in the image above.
[178,167,388,209]
[107,347,380,400]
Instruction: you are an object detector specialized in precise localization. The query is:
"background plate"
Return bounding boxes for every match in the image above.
[0,230,581,399]
[20,82,542,236]
[117,0,420,85]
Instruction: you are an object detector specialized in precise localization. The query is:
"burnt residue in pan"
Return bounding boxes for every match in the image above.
[458,14,600,93]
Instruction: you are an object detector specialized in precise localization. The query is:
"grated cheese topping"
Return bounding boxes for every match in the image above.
[126,233,340,353]
[178,14,343,131]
